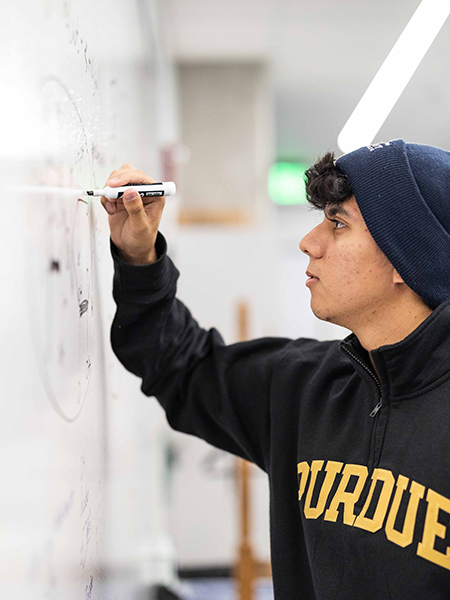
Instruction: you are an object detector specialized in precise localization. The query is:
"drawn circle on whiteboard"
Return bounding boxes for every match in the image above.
[26,193,94,422]
[24,76,97,422]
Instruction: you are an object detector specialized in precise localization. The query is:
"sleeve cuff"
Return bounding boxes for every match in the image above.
[110,231,179,295]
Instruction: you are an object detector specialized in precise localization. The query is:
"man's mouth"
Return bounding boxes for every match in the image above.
[306,270,319,280]
[306,270,320,287]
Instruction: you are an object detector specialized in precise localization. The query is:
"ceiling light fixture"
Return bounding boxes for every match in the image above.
[337,0,450,154]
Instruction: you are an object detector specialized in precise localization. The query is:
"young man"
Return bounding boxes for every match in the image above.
[104,139,450,599]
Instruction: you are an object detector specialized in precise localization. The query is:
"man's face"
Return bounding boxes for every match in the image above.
[299,197,398,329]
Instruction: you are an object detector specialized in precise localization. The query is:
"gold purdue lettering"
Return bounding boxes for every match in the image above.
[324,464,368,525]
[297,461,309,501]
[304,460,343,519]
[354,468,395,533]
[385,475,425,547]
[417,489,450,570]
[296,458,450,572]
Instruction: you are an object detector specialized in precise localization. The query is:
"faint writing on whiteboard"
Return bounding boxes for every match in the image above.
[80,506,91,570]
[63,0,98,90]
[85,575,94,599]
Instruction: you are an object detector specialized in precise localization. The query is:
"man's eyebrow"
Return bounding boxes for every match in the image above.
[324,205,356,221]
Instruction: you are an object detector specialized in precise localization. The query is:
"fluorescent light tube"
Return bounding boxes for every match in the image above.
[338,0,450,153]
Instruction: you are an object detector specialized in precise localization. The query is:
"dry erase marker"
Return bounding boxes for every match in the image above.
[86,182,176,200]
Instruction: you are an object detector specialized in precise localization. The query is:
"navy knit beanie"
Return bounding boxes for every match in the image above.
[335,139,450,309]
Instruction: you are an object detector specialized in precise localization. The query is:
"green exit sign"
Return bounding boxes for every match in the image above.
[268,162,309,205]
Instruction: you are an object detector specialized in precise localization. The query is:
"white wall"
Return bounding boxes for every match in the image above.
[178,62,273,225]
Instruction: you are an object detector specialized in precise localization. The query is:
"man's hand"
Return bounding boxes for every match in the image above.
[100,164,166,265]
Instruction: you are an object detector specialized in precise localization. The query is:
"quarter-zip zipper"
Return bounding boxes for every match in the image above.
[369,400,382,418]
[341,343,385,511]
[341,345,382,416]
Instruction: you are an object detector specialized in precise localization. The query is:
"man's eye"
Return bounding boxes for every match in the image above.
[332,220,346,230]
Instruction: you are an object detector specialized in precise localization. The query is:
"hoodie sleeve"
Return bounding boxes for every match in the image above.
[110,232,292,472]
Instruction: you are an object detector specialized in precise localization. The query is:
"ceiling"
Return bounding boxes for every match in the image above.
[167,0,450,162]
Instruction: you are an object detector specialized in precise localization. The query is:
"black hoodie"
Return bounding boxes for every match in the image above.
[111,233,450,600]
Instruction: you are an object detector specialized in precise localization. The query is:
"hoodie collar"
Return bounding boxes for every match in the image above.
[340,300,450,399]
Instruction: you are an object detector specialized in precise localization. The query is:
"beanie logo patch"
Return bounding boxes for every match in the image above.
[367,141,392,152]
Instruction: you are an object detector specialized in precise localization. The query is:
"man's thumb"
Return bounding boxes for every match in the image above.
[122,189,147,227]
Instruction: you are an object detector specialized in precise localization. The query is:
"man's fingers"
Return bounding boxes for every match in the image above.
[105,165,156,187]
[122,189,150,230]
[101,165,156,215]
[100,195,117,214]
[105,201,116,215]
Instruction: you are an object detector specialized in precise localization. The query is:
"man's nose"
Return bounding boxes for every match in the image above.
[299,224,324,258]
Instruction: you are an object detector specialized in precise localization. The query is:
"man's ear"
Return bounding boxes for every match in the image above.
[393,268,404,284]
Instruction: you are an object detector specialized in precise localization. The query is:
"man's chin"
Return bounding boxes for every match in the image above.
[310,302,338,325]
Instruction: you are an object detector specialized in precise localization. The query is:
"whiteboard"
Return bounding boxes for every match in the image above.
[0,1,178,598]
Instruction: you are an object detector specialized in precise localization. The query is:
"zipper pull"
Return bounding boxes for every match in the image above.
[370,400,382,418]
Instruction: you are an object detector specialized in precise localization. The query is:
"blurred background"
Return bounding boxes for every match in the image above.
[1,0,449,598]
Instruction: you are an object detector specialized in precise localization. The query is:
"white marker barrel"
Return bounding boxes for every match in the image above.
[87,182,176,199]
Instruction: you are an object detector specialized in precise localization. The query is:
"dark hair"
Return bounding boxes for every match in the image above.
[305,152,353,210]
